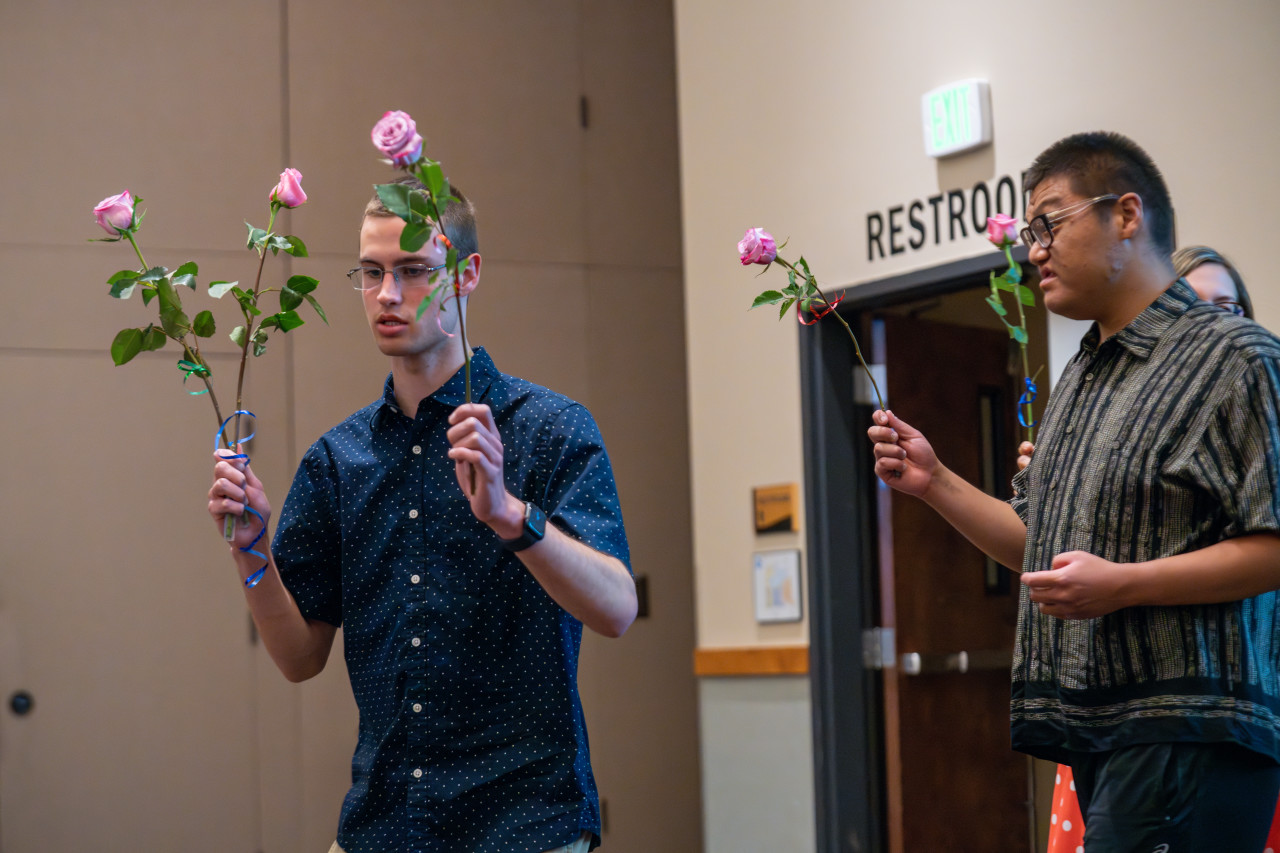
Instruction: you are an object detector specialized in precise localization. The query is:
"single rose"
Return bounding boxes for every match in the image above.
[986,213,1018,247]
[738,227,777,266]
[371,110,424,167]
[270,168,307,208]
[94,190,136,235]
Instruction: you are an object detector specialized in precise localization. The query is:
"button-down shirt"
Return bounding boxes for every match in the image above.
[1010,280,1280,765]
[273,347,630,852]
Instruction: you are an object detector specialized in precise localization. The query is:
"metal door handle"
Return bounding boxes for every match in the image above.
[899,649,1012,675]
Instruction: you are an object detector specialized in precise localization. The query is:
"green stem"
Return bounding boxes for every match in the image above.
[1005,245,1035,444]
[125,232,148,271]
[780,258,886,412]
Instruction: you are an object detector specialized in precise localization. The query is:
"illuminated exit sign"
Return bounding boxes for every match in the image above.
[921,79,992,158]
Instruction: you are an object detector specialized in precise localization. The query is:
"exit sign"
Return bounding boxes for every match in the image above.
[921,79,992,158]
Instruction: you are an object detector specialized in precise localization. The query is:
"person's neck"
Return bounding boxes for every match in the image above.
[390,343,473,419]
[1094,257,1177,342]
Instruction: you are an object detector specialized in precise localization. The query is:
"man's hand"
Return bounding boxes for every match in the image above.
[208,446,272,550]
[868,409,939,497]
[446,403,524,538]
[1017,441,1035,472]
[1021,551,1132,619]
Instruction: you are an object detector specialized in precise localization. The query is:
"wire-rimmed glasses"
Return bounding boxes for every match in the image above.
[1019,194,1121,250]
[346,263,446,291]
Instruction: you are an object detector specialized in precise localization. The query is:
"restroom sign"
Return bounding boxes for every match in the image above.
[922,79,992,158]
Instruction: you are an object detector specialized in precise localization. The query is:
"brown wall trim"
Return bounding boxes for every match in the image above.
[694,645,810,677]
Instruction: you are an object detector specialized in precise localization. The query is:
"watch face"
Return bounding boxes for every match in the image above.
[526,503,547,537]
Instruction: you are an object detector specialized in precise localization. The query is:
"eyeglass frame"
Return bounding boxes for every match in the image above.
[1206,299,1246,317]
[346,262,448,291]
[1019,193,1121,250]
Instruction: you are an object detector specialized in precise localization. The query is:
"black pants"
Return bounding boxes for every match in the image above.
[1069,742,1280,853]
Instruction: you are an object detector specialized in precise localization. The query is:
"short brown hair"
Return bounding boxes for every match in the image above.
[365,175,479,261]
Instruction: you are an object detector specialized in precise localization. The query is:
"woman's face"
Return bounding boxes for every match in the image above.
[1184,262,1239,308]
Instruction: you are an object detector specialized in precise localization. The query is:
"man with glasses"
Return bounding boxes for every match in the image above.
[208,178,637,853]
[868,131,1280,852]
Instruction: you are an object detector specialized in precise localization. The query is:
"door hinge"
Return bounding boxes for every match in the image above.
[861,627,895,670]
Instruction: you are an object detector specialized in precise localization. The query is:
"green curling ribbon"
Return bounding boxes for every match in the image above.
[177,359,210,395]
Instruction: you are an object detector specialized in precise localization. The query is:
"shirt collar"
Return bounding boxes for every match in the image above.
[1080,279,1196,359]
[371,346,500,428]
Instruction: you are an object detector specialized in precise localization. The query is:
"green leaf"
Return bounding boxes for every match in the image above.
[400,219,431,252]
[985,294,1008,317]
[279,284,303,312]
[993,276,1016,293]
[192,310,216,337]
[285,275,318,295]
[141,287,157,306]
[424,162,447,199]
[109,278,138,299]
[175,261,198,278]
[141,325,167,351]
[173,271,197,290]
[1011,326,1028,344]
[275,310,304,332]
[445,246,458,271]
[107,269,139,285]
[408,189,432,218]
[304,293,328,325]
[283,235,308,257]
[253,342,268,357]
[232,286,262,316]
[208,280,237,298]
[160,304,189,338]
[375,183,413,220]
[245,222,268,250]
[139,266,169,282]
[111,328,144,365]
[229,325,247,347]
[751,290,785,308]
[779,298,795,320]
[1017,284,1036,307]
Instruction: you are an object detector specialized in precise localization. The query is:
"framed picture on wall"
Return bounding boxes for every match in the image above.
[753,549,802,623]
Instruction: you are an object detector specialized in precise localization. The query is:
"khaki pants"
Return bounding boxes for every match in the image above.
[328,832,591,853]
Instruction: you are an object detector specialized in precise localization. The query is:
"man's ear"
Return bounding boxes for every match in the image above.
[456,253,481,297]
[1115,192,1144,241]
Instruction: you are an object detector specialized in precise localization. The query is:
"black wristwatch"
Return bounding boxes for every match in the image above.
[498,501,547,551]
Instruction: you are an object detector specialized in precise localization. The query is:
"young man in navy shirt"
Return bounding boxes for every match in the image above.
[209,182,636,853]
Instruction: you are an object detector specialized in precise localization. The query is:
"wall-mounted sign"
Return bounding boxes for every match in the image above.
[866,171,1029,261]
[753,483,798,533]
[754,549,802,623]
[922,79,992,159]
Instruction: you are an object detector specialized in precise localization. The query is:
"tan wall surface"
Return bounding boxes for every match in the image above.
[1,2,698,851]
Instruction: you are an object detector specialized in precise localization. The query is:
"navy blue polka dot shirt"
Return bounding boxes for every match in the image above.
[272,347,630,852]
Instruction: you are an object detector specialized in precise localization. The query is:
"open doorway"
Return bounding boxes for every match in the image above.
[803,251,1054,853]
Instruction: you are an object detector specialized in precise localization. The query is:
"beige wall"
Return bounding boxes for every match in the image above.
[0,2,698,851]
[675,0,1280,849]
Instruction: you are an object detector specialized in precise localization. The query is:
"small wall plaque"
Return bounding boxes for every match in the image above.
[753,483,798,533]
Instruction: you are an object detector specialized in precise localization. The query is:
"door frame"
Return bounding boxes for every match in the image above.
[803,248,1029,853]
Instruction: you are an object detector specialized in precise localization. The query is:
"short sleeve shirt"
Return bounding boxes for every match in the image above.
[1010,281,1280,766]
[272,347,630,853]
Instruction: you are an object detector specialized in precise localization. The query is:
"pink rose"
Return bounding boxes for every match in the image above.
[986,213,1018,247]
[738,227,777,266]
[270,168,307,208]
[371,110,424,167]
[93,190,135,235]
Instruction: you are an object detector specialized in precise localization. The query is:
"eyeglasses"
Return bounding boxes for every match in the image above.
[346,263,446,291]
[1019,194,1121,250]
[1208,299,1246,317]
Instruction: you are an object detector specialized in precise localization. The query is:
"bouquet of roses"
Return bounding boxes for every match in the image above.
[93,169,327,564]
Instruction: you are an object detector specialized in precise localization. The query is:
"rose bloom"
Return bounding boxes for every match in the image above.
[371,110,424,167]
[94,190,135,235]
[270,168,307,208]
[986,213,1019,247]
[738,227,777,266]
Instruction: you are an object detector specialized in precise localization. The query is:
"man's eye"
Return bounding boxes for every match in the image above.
[399,265,429,279]
[363,268,384,281]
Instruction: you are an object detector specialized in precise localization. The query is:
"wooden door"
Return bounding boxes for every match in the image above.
[874,313,1029,853]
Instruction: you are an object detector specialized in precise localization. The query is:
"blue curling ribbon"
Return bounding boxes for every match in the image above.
[214,410,268,586]
[1017,377,1040,428]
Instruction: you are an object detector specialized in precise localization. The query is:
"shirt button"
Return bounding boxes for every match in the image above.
[410,574,421,584]
[411,637,422,647]
[1085,372,1094,381]
[413,768,423,779]
[412,445,422,455]
[1065,424,1074,433]
[413,703,423,713]
[409,509,419,519]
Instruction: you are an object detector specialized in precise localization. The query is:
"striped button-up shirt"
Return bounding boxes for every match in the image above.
[1010,279,1280,765]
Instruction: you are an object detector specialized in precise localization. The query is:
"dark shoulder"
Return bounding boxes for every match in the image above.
[488,371,588,424]
[1181,304,1280,364]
